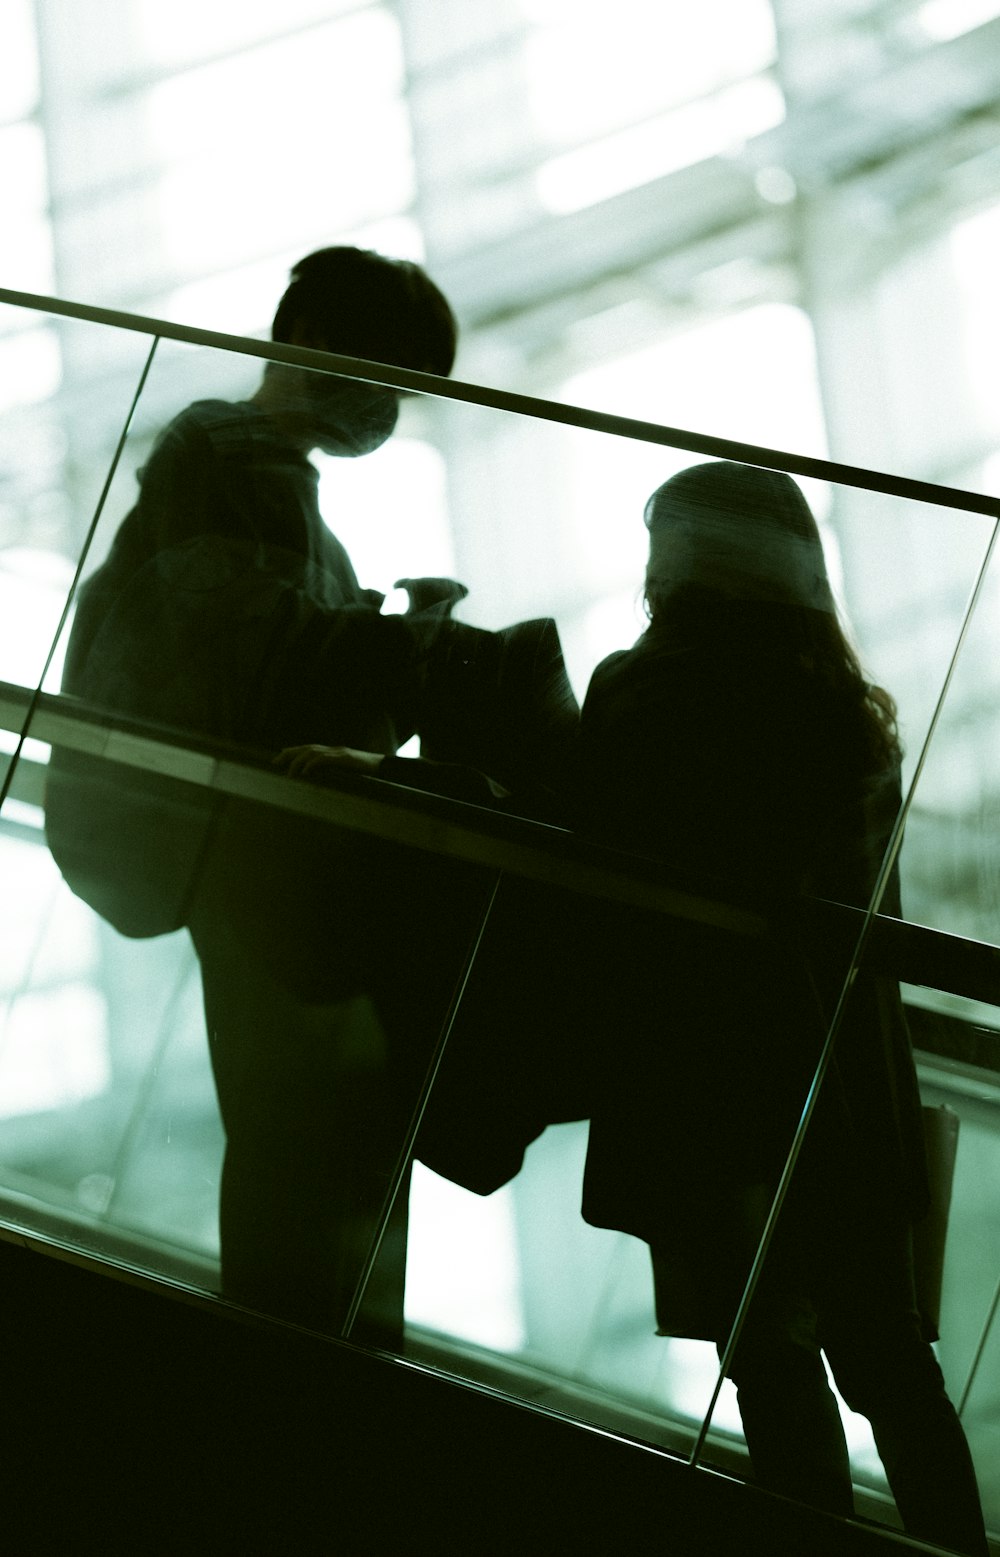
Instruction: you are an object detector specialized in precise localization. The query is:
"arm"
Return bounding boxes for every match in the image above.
[275,744,513,807]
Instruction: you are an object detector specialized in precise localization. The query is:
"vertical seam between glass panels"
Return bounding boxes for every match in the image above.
[341,867,506,1342]
[0,332,161,811]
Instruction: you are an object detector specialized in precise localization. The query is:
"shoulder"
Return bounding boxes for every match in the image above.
[585,636,684,695]
[152,399,260,456]
[580,648,637,728]
[141,401,306,496]
[155,399,237,440]
[584,648,631,697]
[582,635,702,722]
[140,400,236,476]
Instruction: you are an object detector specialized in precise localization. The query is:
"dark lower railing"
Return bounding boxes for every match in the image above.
[4,675,999,1017]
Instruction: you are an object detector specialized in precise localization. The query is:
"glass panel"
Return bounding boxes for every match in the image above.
[0,305,155,799]
[908,993,1000,1537]
[0,743,498,1341]
[895,483,1000,947]
[0,299,993,1550]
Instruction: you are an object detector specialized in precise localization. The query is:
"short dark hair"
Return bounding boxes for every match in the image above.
[271,247,458,376]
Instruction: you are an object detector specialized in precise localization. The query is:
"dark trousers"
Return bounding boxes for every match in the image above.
[721,1187,988,1556]
[191,910,412,1346]
[186,798,492,1347]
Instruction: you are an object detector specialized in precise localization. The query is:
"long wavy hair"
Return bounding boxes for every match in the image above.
[642,461,901,769]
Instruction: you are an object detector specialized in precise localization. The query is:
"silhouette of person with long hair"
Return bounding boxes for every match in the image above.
[50,248,485,1343]
[573,461,987,1553]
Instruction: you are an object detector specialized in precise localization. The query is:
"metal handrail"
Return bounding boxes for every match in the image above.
[3,283,1000,521]
[0,677,766,937]
[4,677,999,1009]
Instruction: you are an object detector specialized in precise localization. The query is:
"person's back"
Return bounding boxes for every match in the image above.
[572,461,987,1554]
[579,613,856,887]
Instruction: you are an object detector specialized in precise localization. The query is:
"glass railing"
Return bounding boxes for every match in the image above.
[0,284,998,1554]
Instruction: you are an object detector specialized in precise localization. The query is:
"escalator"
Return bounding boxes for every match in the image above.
[0,679,995,1554]
[0,284,998,1554]
[0,1229,931,1554]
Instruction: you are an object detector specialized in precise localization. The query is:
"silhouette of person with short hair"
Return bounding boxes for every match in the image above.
[50,248,484,1344]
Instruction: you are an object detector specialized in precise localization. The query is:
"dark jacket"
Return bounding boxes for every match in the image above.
[571,621,929,1324]
[46,398,426,942]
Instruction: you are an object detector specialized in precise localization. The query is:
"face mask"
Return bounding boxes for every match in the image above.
[305,373,400,456]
